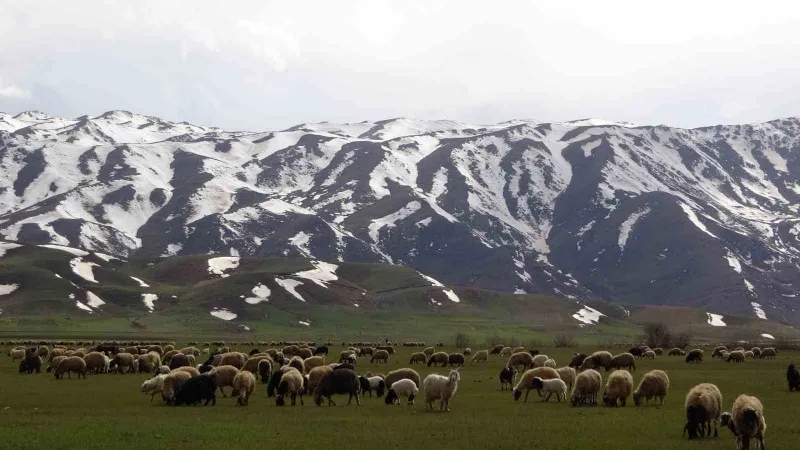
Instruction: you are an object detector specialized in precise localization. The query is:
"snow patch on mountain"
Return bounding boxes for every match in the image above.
[142,294,157,312]
[295,261,338,288]
[442,289,460,303]
[130,277,150,288]
[39,244,89,256]
[618,207,650,251]
[706,313,726,326]
[0,242,21,257]
[369,201,421,243]
[207,257,239,277]
[680,204,718,239]
[86,291,105,308]
[210,308,237,321]
[75,300,93,313]
[0,284,19,296]
[418,272,444,287]
[276,278,305,302]
[573,306,605,325]
[245,283,271,304]
[70,258,99,283]
[751,302,767,320]
[288,232,311,257]
[726,253,742,273]
[761,333,775,340]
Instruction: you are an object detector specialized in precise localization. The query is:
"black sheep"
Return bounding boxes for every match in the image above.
[788,363,800,391]
[313,346,329,356]
[249,348,261,356]
[528,349,540,357]
[313,368,361,406]
[568,353,588,369]
[499,366,515,390]
[267,367,290,397]
[334,363,355,371]
[19,355,41,374]
[174,375,217,406]
[629,347,643,357]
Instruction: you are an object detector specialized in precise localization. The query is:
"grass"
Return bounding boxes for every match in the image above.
[0,342,795,449]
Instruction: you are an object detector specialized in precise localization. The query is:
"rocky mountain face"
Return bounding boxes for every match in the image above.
[1,111,799,323]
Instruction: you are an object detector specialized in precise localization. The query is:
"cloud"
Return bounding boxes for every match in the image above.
[0,81,30,99]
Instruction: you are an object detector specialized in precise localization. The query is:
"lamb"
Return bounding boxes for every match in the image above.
[54,356,87,379]
[384,378,418,405]
[568,353,588,368]
[275,368,305,406]
[544,359,556,368]
[231,370,256,406]
[685,349,704,363]
[513,367,560,402]
[532,354,549,368]
[602,370,634,407]
[760,348,776,359]
[303,356,325,373]
[463,348,472,356]
[531,377,568,402]
[371,350,390,363]
[682,383,722,439]
[358,375,386,397]
[141,374,168,402]
[207,365,239,397]
[313,368,361,406]
[306,365,333,394]
[633,370,669,406]
[570,369,602,406]
[409,352,427,364]
[668,348,684,356]
[500,366,517,391]
[427,352,449,367]
[447,353,465,367]
[471,350,488,364]
[423,369,460,411]
[642,350,656,360]
[723,394,767,450]
[556,367,577,391]
[384,368,421,389]
[609,353,636,371]
[579,351,613,372]
[787,363,800,391]
[174,374,217,406]
[725,350,745,363]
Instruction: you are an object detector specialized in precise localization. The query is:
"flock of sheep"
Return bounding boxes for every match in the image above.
[6,340,784,448]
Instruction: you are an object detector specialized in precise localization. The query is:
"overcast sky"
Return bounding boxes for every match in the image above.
[1,1,799,131]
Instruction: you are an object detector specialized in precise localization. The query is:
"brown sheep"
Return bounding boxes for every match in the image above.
[168,353,190,370]
[609,353,636,371]
[288,356,305,374]
[633,370,669,406]
[423,347,435,357]
[579,351,613,372]
[507,352,534,371]
[384,368,421,389]
[209,365,240,397]
[296,348,313,359]
[602,370,633,407]
[231,370,257,406]
[54,356,87,379]
[111,352,135,374]
[427,352,448,367]
[371,350,390,363]
[241,355,273,374]
[219,352,247,369]
[306,365,334,393]
[409,352,427,364]
[513,367,560,401]
[303,356,325,373]
[83,352,107,374]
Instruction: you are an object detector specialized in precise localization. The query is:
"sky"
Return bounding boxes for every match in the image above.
[1,1,799,131]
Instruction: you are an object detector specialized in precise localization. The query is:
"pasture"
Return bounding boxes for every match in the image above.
[0,343,794,450]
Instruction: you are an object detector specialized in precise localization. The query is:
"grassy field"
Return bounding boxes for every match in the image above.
[0,342,793,450]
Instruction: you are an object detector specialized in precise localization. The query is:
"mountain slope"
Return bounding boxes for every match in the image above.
[1,111,799,323]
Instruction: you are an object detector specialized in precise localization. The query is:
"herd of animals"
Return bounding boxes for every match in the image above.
[7,339,795,449]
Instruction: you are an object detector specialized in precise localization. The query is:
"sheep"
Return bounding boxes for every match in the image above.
[19,355,42,374]
[602,370,634,407]
[275,368,304,406]
[427,352,449,367]
[107,352,135,373]
[288,355,305,374]
[787,363,800,391]
[9,347,25,362]
[371,350,390,363]
[231,370,256,406]
[633,370,670,406]
[683,383,722,439]
[171,366,200,377]
[752,347,762,359]
[628,347,643,358]
[53,356,87,379]
[532,354,549,368]
[423,346,435,357]
[307,365,333,394]
[241,355,272,373]
[712,346,728,359]
[208,365,239,397]
[267,367,292,397]
[313,346,329,356]
[744,351,755,359]
[653,348,663,356]
[141,374,168,402]
[219,352,247,368]
[685,349,704,363]
[178,346,200,356]
[668,348,684,356]
[513,367,560,402]
[556,367,577,391]
[724,394,767,450]
[37,345,49,358]
[339,350,356,363]
[531,377,567,402]
[568,353,588,368]
[313,368,361,406]
[384,368,421,389]
[544,359,556,368]
[409,352,427,364]
[570,369,602,406]
[725,350,745,363]
[463,348,472,356]
[168,353,190,370]
[174,374,217,406]
[303,356,325,373]
[296,348,313,359]
[49,348,66,361]
[642,350,656,360]
[579,351,613,372]
[257,359,273,383]
[156,365,170,375]
[609,353,636,371]
[385,378,418,405]
[147,345,163,356]
[83,351,107,373]
[471,350,488,364]
[507,352,533,371]
[447,353,465,367]
[359,376,386,397]
[163,349,180,364]
[499,347,513,357]
[760,348,776,359]
[423,369,460,411]
[500,366,517,391]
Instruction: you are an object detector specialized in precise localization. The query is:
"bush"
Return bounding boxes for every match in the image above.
[553,334,576,348]
[455,332,473,348]
[642,323,691,349]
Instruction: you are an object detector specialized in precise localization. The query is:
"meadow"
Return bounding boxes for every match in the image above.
[0,342,793,450]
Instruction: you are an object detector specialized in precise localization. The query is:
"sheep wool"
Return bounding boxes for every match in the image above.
[632,370,669,406]
[544,359,556,368]
[231,370,257,406]
[385,378,419,405]
[683,383,722,440]
[513,367,560,402]
[409,352,427,364]
[385,368,421,390]
[642,350,656,360]
[471,350,489,364]
[303,356,325,373]
[171,366,200,377]
[570,369,601,406]
[728,394,767,450]
[219,352,247,369]
[685,349,704,363]
[313,368,361,407]
[726,350,745,363]
[83,352,107,374]
[423,369,461,411]
[371,350,390,363]
[208,365,240,397]
[602,370,634,407]
[161,371,192,405]
[54,356,87,380]
[507,352,534,371]
[141,374,168,402]
[579,351,613,372]
[531,377,568,402]
[427,352,449,367]
[610,353,636,371]
[499,347,513,357]
[532,354,549,368]
[241,355,272,373]
[555,367,577,391]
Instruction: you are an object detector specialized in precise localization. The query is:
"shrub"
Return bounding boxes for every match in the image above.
[553,334,576,348]
[455,332,473,348]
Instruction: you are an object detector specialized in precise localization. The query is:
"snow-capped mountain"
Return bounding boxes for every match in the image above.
[1,110,799,323]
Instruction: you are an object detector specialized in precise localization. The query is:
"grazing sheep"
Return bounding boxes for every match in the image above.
[47,356,67,373]
[633,370,670,406]
[423,347,435,357]
[110,352,135,374]
[54,356,87,379]
[609,353,636,371]
[171,366,200,377]
[303,356,325,373]
[760,348,776,359]
[602,370,634,407]
[531,377,568,402]
[787,363,800,391]
[371,350,390,363]
[339,350,356,363]
[488,344,503,355]
[163,349,180,364]
[499,347,513,357]
[313,346,329,356]
[532,354,549,368]
[385,378,418,405]
[359,376,386,397]
[384,368,421,389]
[288,355,305,374]
[141,374,168,402]
[724,394,767,450]
[579,351,613,372]
[752,348,762,359]
[178,346,200,356]
[19,355,42,374]
[570,369,602,406]
[219,352,247,369]
[712,346,728,359]
[83,352,107,373]
[313,368,361,406]
[208,365,240,397]
[156,365,170,375]
[241,355,273,374]
[507,352,534,371]
[725,350,745,363]
[668,348,684,356]
[642,350,656,360]
[275,368,304,406]
[409,352,427,364]
[147,345,163,356]
[744,351,755,359]
[423,369,461,411]
[37,346,49,358]
[511,346,524,354]
[174,374,217,406]
[361,346,376,356]
[427,352,449,367]
[653,348,663,356]
[685,349,704,363]
[231,370,256,406]
[555,367,577,391]
[628,347,643,358]
[49,348,66,361]
[500,366,517,391]
[296,348,313,359]
[471,350,488,364]
[9,347,25,362]
[267,367,291,397]
[513,367,560,402]
[568,353,588,368]
[544,359,556,368]
[168,353,191,370]
[463,348,472,356]
[307,365,333,394]
[257,359,273,383]
[683,383,722,440]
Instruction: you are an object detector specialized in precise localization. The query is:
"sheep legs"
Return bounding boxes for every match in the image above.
[347,393,361,405]
[218,386,227,398]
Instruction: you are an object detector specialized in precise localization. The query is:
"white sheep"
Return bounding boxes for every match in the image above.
[632,370,669,406]
[423,369,461,411]
[513,367,560,401]
[141,374,168,402]
[471,350,488,364]
[570,369,601,406]
[532,354,549,368]
[723,394,766,450]
[156,365,170,375]
[683,383,722,439]
[602,370,633,407]
[531,377,567,402]
[555,366,577,390]
[384,378,419,405]
[544,358,556,368]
